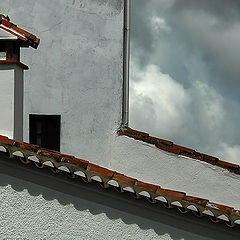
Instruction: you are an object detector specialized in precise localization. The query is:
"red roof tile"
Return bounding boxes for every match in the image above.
[118,127,240,175]
[0,15,40,49]
[0,135,240,227]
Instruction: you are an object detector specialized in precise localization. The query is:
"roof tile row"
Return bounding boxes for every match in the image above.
[0,134,240,227]
[0,135,240,226]
[118,127,240,174]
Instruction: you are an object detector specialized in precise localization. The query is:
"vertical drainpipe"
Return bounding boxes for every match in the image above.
[122,0,131,127]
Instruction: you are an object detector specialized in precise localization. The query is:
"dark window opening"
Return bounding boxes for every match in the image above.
[29,115,61,151]
[0,41,20,60]
[0,42,6,51]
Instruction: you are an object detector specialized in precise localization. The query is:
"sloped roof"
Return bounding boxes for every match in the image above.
[0,134,239,227]
[119,127,240,175]
[0,15,40,49]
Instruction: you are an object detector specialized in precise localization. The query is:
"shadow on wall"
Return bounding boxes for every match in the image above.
[0,155,239,240]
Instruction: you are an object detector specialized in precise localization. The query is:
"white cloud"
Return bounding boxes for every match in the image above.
[130,1,240,164]
[130,60,240,164]
[151,16,171,34]
[189,80,225,130]
[171,8,240,86]
[130,62,190,138]
[216,143,240,165]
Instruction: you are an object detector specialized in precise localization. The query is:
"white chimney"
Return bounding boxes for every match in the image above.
[0,15,39,140]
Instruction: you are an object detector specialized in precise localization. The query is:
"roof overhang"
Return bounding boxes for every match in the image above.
[0,15,40,49]
[0,134,240,227]
[0,152,239,238]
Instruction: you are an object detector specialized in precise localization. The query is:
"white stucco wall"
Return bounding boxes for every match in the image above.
[0,0,124,164]
[111,135,240,210]
[0,172,216,240]
[0,68,14,138]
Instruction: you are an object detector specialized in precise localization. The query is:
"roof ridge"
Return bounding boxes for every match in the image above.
[118,127,240,175]
[0,134,239,227]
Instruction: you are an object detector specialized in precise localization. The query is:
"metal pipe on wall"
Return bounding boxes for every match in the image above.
[122,0,131,126]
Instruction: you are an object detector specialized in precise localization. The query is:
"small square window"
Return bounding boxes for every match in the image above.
[29,115,61,151]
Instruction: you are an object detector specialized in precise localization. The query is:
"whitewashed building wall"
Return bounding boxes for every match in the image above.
[0,0,124,163]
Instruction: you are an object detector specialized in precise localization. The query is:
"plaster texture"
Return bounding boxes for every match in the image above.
[0,170,222,240]
[111,135,240,210]
[0,0,124,164]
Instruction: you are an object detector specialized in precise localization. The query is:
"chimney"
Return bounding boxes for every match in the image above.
[0,15,39,140]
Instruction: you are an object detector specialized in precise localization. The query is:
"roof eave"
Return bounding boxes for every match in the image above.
[0,16,40,49]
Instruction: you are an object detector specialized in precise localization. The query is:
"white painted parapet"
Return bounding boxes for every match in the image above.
[111,134,240,211]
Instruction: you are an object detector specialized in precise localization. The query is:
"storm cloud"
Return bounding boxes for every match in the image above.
[130,0,240,163]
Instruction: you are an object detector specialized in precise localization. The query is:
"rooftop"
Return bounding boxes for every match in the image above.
[0,134,239,227]
[0,14,40,49]
[119,127,240,175]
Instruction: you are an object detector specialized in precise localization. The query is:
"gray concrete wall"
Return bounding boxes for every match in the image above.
[0,0,124,165]
[0,156,239,240]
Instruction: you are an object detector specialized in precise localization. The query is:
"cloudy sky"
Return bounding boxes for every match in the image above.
[130,0,240,163]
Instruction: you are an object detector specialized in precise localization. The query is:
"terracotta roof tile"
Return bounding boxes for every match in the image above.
[88,163,115,178]
[113,173,136,185]
[150,137,173,146]
[0,15,40,49]
[207,202,233,213]
[61,156,88,168]
[156,188,186,200]
[135,180,158,191]
[118,127,240,175]
[0,135,14,145]
[0,135,240,227]
[184,196,208,206]
[216,160,240,173]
